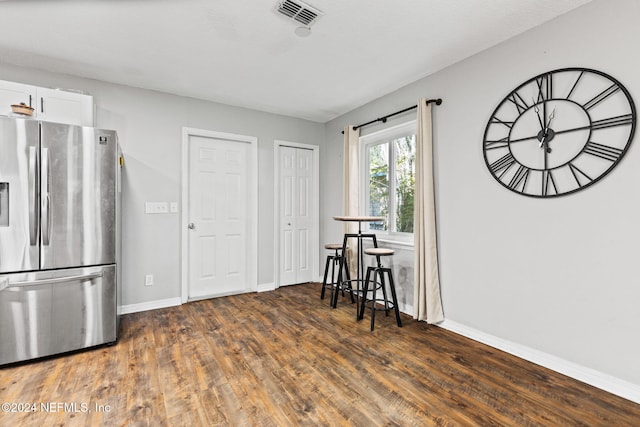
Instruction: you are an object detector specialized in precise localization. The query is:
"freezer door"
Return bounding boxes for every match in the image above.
[0,117,40,273]
[0,265,116,365]
[40,123,117,269]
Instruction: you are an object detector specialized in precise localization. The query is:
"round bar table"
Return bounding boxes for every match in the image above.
[332,215,385,319]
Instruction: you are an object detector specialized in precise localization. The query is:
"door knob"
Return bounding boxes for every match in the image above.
[188,223,195,230]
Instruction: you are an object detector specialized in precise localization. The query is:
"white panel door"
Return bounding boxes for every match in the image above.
[279,146,314,286]
[188,135,250,299]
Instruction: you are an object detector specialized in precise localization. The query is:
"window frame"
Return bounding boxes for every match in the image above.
[360,120,416,245]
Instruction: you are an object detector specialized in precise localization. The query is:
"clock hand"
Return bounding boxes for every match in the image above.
[533,100,545,131]
[539,107,556,148]
[539,132,552,153]
[512,109,569,145]
[545,107,556,128]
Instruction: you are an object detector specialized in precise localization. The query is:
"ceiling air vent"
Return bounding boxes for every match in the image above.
[276,0,323,26]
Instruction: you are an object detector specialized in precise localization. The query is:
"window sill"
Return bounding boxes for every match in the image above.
[375,238,414,248]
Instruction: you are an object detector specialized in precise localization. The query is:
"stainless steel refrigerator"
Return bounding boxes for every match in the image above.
[0,117,121,365]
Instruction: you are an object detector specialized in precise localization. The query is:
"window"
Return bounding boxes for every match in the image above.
[361,121,416,240]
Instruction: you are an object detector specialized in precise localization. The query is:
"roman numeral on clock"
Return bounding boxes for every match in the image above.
[583,141,623,162]
[566,70,584,100]
[568,163,593,187]
[542,170,557,196]
[489,152,516,176]
[536,74,552,102]
[507,92,529,114]
[484,136,509,150]
[591,114,634,130]
[490,117,514,129]
[508,165,529,191]
[583,84,620,110]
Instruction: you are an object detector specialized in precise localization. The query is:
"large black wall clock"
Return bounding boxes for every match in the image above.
[483,67,636,197]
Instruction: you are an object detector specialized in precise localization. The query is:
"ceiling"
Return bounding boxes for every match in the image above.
[0,0,593,123]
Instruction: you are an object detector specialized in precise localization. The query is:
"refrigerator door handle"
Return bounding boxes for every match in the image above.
[28,146,38,245]
[2,271,103,289]
[41,147,51,246]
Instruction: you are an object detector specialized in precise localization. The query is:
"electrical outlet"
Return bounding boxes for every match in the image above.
[145,274,154,286]
[170,202,178,213]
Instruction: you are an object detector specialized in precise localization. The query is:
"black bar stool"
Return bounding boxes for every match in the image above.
[321,243,354,305]
[359,247,403,331]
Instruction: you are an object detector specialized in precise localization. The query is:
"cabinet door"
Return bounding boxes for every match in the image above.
[37,87,94,126]
[0,80,36,116]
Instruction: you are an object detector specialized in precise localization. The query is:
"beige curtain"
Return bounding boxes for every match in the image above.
[413,99,444,324]
[343,125,360,273]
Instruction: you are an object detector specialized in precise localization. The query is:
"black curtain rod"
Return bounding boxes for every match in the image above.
[341,98,442,134]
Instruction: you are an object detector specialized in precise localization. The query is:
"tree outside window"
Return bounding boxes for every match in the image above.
[366,134,415,234]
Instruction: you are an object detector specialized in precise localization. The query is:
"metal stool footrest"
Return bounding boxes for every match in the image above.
[359,279,394,314]
[359,265,403,331]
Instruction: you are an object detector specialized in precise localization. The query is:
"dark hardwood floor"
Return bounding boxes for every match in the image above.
[1,283,639,426]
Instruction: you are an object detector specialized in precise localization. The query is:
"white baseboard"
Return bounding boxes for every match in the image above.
[257,282,276,293]
[438,319,640,404]
[120,297,182,315]
[399,303,413,317]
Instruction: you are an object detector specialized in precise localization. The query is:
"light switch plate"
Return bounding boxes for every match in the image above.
[145,202,169,214]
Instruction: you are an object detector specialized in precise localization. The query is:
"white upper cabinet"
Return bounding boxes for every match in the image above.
[0,80,34,114]
[35,87,94,126]
[0,80,94,127]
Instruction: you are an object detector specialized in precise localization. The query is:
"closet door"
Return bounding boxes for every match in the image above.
[279,146,314,286]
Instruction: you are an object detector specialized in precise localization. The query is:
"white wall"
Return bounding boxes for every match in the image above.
[0,62,325,306]
[325,0,640,389]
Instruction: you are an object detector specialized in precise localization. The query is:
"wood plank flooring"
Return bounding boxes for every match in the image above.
[1,283,639,426]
